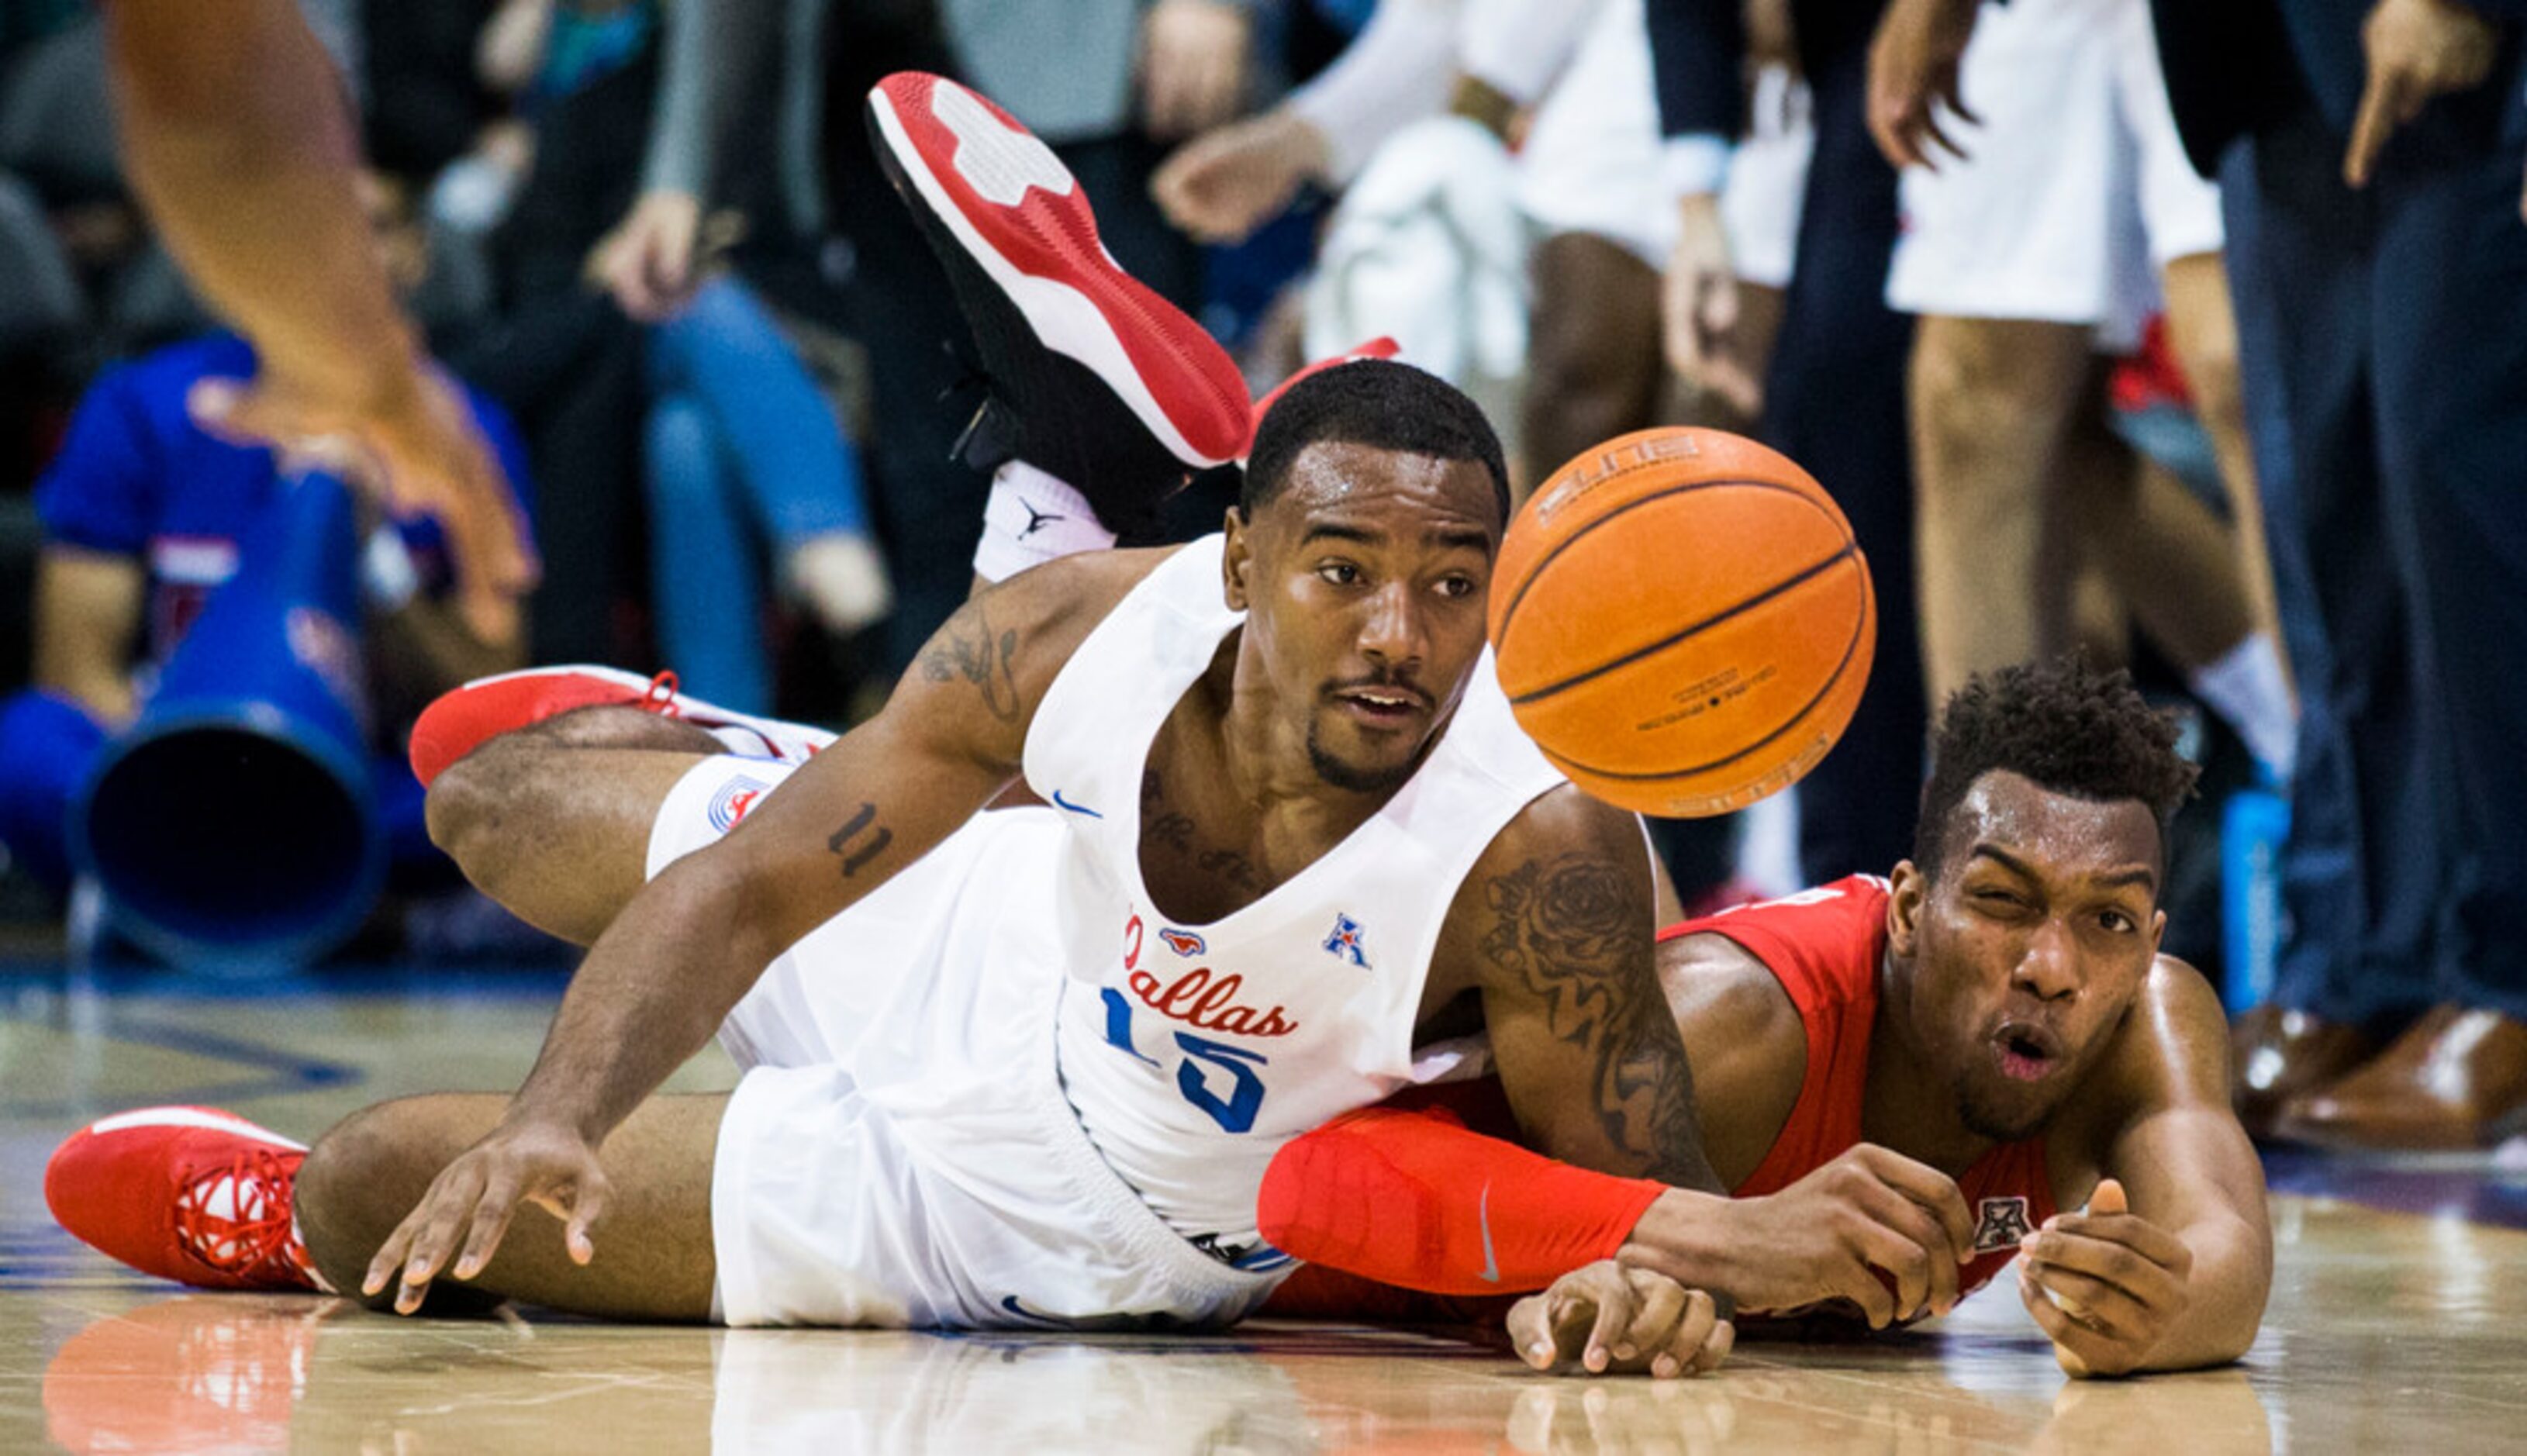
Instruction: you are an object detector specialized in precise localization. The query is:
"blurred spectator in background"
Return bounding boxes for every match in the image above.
[1648,0,1929,892]
[2156,0,2527,1147]
[0,263,530,899]
[98,0,534,645]
[590,0,1258,683]
[638,272,889,715]
[451,0,889,713]
[1867,0,2297,786]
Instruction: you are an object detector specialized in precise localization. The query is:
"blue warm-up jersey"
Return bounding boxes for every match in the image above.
[33,332,533,668]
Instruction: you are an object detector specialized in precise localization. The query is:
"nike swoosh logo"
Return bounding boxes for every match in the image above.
[1050,789,1103,818]
[1477,1181,1500,1284]
[999,1294,1070,1327]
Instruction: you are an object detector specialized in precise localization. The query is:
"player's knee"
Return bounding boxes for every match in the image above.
[642,395,720,505]
[1911,321,2059,448]
[2174,334,2246,443]
[296,1101,422,1297]
[424,740,516,875]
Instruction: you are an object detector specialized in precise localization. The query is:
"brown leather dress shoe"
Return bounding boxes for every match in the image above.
[2275,1006,2527,1150]
[2230,1004,2377,1139]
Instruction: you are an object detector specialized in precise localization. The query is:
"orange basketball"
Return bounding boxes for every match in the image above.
[1488,427,1876,817]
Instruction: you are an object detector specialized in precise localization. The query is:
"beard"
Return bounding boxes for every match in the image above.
[1307,718,1418,795]
[1955,1073,2061,1144]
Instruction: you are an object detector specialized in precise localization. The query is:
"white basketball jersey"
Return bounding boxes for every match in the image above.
[1024,535,1566,1260]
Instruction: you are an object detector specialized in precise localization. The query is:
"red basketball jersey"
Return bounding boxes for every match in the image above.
[1666,876,2058,1299]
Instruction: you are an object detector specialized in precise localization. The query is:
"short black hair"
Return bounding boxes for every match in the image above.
[1242,359,1510,525]
[1912,658,2201,880]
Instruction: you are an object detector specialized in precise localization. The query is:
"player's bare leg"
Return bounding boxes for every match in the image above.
[426,709,720,945]
[2059,405,2256,668]
[1908,315,2094,702]
[2161,250,2284,663]
[1521,233,1667,495]
[295,1092,725,1320]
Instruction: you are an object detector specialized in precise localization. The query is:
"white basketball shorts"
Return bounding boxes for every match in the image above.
[1884,0,2221,349]
[647,756,1284,1330]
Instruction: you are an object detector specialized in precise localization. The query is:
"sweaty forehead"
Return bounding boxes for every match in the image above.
[1942,771,2163,887]
[1269,440,1503,536]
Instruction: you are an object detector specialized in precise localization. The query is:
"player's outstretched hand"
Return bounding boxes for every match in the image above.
[2017,1178,2195,1378]
[1865,0,1982,170]
[1624,1144,1974,1329]
[1508,1260,1735,1378]
[190,364,536,646]
[362,1118,611,1316]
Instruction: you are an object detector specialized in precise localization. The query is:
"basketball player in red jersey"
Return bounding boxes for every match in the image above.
[1261,659,2273,1378]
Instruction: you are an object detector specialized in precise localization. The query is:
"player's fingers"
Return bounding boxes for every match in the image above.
[1700,267,1741,337]
[1864,73,1917,169]
[1878,99,1925,171]
[2025,1220,2190,1300]
[1649,1288,1719,1378]
[2344,72,2398,188]
[2021,1266,2132,1376]
[2045,1213,2191,1279]
[1534,1286,1592,1369]
[1507,1293,1559,1369]
[1848,1178,1953,1318]
[563,1168,611,1265]
[1617,1267,1688,1363]
[1690,1316,1736,1376]
[1581,1272,1636,1374]
[1664,271,1707,379]
[451,1168,522,1281]
[397,1202,481,1311]
[1938,65,1980,129]
[1921,105,1969,167]
[385,1168,482,1313]
[1855,1218,1934,1322]
[2022,1261,2153,1343]
[364,1206,423,1299]
[1855,1146,1976,1260]
[1828,1249,1900,1329]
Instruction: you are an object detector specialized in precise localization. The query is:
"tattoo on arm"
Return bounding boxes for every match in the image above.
[1480,854,1719,1190]
[827,802,892,877]
[920,599,1021,723]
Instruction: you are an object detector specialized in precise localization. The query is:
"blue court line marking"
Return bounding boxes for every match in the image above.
[0,958,573,1001]
[0,1005,363,1118]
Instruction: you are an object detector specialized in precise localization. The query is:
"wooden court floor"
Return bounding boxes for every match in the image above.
[5,966,2525,1454]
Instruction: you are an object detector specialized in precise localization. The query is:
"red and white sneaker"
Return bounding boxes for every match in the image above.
[407,664,838,788]
[46,1107,319,1292]
[1243,337,1404,462]
[865,72,1251,533]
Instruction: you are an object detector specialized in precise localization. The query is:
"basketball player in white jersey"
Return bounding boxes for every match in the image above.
[46,74,1726,1353]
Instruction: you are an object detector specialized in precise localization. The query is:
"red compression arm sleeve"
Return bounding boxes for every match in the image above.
[1258,1102,1668,1296]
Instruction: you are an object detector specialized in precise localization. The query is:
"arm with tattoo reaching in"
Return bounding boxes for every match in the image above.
[362,557,1144,1313]
[102,0,535,644]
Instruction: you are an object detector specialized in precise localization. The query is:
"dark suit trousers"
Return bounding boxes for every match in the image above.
[2222,109,2527,1023]
[1763,44,1928,883]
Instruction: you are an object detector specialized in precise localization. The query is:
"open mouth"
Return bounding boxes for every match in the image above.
[1992,1022,2062,1082]
[1332,685,1428,726]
